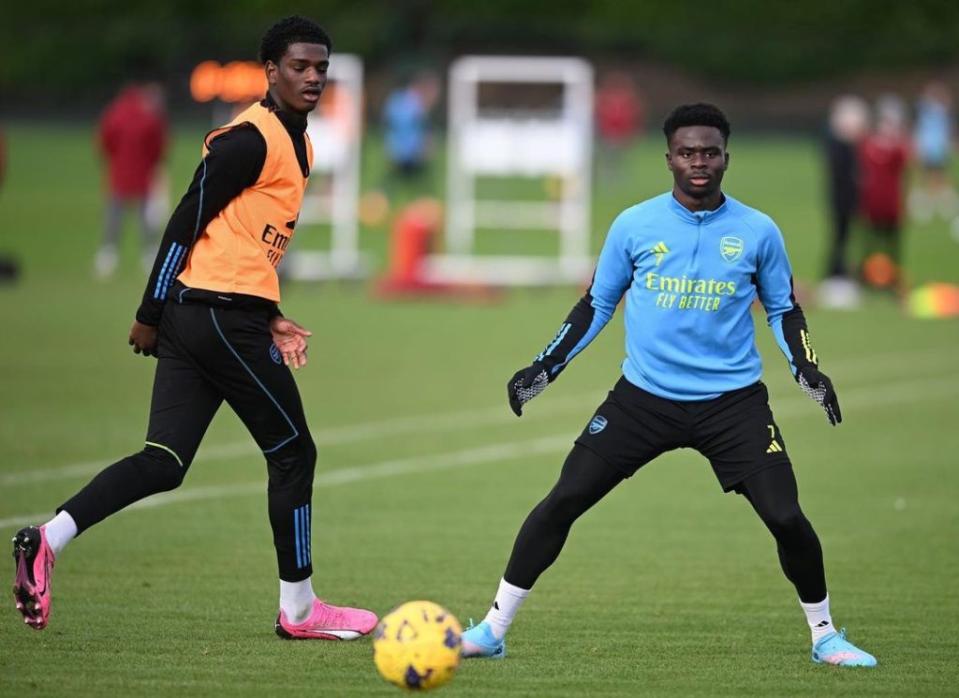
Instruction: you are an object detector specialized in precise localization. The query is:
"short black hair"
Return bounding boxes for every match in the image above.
[663,103,731,144]
[259,16,332,65]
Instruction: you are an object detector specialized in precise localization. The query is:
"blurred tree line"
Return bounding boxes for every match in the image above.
[2,0,957,106]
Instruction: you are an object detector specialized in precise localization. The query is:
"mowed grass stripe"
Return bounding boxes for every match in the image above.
[0,392,602,488]
[2,372,956,529]
[2,344,955,489]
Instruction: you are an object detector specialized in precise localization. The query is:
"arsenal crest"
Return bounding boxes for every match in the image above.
[720,236,744,263]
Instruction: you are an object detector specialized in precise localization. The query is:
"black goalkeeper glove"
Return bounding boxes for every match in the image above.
[507,362,550,417]
[796,366,842,426]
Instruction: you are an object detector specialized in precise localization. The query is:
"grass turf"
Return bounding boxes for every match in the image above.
[1,122,958,696]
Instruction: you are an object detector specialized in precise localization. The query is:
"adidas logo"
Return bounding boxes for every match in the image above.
[766,424,782,454]
[651,242,669,266]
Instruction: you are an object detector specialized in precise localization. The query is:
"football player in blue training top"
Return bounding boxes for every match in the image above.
[460,103,876,668]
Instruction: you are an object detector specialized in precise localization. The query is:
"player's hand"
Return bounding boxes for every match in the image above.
[796,366,842,426]
[128,321,158,357]
[507,362,550,417]
[270,316,312,370]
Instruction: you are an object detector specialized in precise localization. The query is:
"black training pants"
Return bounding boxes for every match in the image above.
[503,444,827,603]
[60,299,316,582]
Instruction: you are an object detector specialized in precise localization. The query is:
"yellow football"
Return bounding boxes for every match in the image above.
[372,600,463,691]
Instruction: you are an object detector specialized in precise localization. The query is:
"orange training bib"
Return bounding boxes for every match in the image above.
[177,102,312,302]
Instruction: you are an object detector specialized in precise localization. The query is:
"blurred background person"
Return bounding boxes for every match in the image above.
[858,95,911,293]
[382,71,440,186]
[595,70,644,180]
[820,95,868,308]
[909,81,956,224]
[95,80,169,278]
[0,124,18,284]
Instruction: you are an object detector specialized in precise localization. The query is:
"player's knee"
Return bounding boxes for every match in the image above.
[539,488,589,526]
[292,434,316,476]
[140,446,186,491]
[266,434,316,482]
[302,435,317,471]
[762,506,807,540]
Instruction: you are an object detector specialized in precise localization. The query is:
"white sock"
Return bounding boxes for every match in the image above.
[800,594,836,644]
[279,578,316,624]
[483,578,530,640]
[42,511,78,556]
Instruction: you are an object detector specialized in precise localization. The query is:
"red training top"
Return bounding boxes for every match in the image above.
[859,134,909,226]
[98,86,168,198]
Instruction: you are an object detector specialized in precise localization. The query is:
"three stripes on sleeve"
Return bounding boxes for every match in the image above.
[153,243,188,301]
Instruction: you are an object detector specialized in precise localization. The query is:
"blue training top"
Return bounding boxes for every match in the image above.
[383,88,427,164]
[540,192,802,401]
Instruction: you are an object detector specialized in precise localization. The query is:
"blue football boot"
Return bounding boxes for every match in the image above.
[812,628,878,667]
[461,619,506,659]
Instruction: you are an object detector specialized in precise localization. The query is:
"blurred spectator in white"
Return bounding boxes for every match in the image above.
[383,71,440,182]
[96,81,169,278]
[909,81,956,224]
[595,70,643,179]
[820,96,868,308]
[858,95,911,292]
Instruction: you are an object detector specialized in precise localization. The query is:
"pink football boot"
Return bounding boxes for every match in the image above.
[12,526,55,630]
[275,598,378,640]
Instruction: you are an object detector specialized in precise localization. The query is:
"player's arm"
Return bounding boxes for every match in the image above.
[130,126,267,356]
[507,213,633,416]
[756,221,841,425]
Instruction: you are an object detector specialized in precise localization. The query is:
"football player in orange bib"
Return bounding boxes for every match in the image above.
[13,16,377,641]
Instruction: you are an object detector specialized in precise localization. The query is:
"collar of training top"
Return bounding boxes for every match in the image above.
[667,192,729,224]
[260,92,308,134]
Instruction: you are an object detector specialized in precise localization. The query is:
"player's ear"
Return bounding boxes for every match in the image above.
[665,151,673,171]
[723,151,730,170]
[264,60,279,86]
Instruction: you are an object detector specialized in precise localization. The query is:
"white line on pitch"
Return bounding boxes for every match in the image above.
[0,436,573,529]
[0,373,955,530]
[1,346,954,488]
[0,392,600,488]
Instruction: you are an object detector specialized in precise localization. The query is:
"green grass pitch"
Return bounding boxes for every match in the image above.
[1,123,958,696]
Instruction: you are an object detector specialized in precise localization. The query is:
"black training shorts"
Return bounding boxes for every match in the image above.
[575,376,790,492]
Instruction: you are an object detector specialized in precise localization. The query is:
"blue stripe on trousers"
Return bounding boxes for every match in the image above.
[305,504,311,566]
[209,308,299,453]
[294,507,303,569]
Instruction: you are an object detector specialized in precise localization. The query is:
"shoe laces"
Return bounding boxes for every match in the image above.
[820,627,848,648]
[314,601,357,627]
